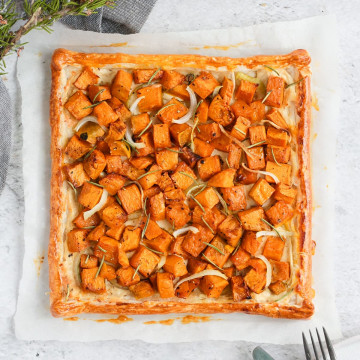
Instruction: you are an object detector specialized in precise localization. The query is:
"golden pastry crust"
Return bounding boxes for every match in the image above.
[49,48,313,319]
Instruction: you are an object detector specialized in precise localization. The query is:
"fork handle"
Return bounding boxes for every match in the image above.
[253,346,276,360]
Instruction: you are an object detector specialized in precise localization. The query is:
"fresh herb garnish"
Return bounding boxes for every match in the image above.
[92,88,105,102]
[271,147,282,166]
[141,214,150,239]
[141,243,164,255]
[66,180,77,195]
[261,218,284,241]
[136,120,153,138]
[202,254,223,271]
[82,101,102,110]
[165,148,183,154]
[286,78,305,88]
[264,65,280,76]
[82,226,96,230]
[147,67,161,85]
[87,181,104,188]
[137,169,161,181]
[132,264,141,279]
[247,141,266,149]
[98,246,107,253]
[179,171,197,183]
[156,103,176,115]
[234,127,246,136]
[212,188,229,216]
[191,195,205,213]
[262,90,273,104]
[65,284,70,301]
[84,146,97,160]
[201,217,215,234]
[115,194,122,206]
[84,254,90,264]
[95,255,105,278]
[203,241,224,255]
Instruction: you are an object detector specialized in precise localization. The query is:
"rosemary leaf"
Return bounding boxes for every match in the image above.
[234,127,246,136]
[84,254,90,264]
[137,169,161,180]
[262,90,273,104]
[84,145,97,160]
[115,194,122,206]
[87,181,104,188]
[136,119,153,138]
[82,226,96,230]
[132,264,141,280]
[97,246,107,253]
[179,171,197,183]
[141,214,150,239]
[95,255,105,278]
[140,243,164,255]
[165,148,183,153]
[191,195,206,213]
[261,218,284,241]
[247,141,266,149]
[156,103,176,115]
[203,241,224,255]
[264,65,280,76]
[92,88,105,102]
[65,284,70,301]
[271,147,282,166]
[201,217,215,234]
[286,78,305,88]
[82,101,102,109]
[147,67,161,85]
[202,254,223,271]
[212,188,229,215]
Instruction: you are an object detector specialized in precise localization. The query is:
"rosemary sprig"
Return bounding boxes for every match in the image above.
[271,147,282,166]
[147,67,161,85]
[82,101,102,109]
[192,184,207,197]
[156,103,176,115]
[190,195,205,213]
[141,214,150,239]
[66,180,77,196]
[264,65,280,76]
[247,140,266,149]
[261,218,284,241]
[286,78,305,88]
[201,217,215,234]
[82,226,96,230]
[212,188,229,215]
[179,171,197,183]
[92,88,105,103]
[262,90,273,104]
[202,254,223,271]
[141,243,164,255]
[234,127,246,136]
[115,194,122,206]
[87,181,104,188]
[65,284,70,301]
[84,254,90,264]
[136,120,152,138]
[95,255,105,278]
[132,264,141,279]
[97,246,107,253]
[165,148,182,154]
[232,241,241,255]
[203,241,224,254]
[137,169,161,180]
[84,145,96,160]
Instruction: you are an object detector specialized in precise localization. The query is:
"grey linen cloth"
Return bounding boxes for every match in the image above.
[0,0,156,194]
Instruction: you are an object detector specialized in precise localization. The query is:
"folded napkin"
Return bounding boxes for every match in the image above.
[0,0,157,194]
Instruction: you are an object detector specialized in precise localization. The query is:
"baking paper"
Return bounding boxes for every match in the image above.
[15,15,341,343]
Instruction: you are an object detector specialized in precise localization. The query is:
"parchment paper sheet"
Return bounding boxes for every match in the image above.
[14,15,341,343]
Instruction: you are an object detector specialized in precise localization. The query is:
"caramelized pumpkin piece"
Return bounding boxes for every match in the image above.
[81,268,106,293]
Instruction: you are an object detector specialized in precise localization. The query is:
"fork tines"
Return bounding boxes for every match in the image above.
[302,327,336,360]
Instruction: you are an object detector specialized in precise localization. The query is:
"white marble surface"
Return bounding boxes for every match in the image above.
[1,0,360,358]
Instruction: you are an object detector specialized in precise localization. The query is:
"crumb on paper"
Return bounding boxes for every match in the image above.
[312,133,318,141]
[144,315,218,325]
[190,40,257,51]
[93,315,133,324]
[33,253,45,276]
[64,317,79,321]
[312,93,319,111]
[89,42,135,48]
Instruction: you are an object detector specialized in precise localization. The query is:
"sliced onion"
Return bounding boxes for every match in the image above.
[255,255,272,288]
[230,71,236,103]
[157,255,167,270]
[174,269,228,289]
[219,124,254,159]
[129,95,145,115]
[173,226,199,238]
[172,86,197,124]
[260,120,291,141]
[74,116,107,132]
[256,230,293,238]
[241,163,280,184]
[83,189,108,220]
[125,126,145,149]
[211,85,223,98]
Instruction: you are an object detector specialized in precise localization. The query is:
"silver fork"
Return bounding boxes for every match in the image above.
[302,327,337,360]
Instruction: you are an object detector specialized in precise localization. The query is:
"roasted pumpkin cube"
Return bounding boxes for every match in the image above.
[138,164,162,190]
[136,132,155,157]
[169,123,191,147]
[73,209,100,229]
[235,80,258,104]
[101,203,127,228]
[105,155,122,173]
[166,203,191,229]
[226,143,241,169]
[250,100,266,123]
[116,266,140,287]
[107,97,132,122]
[197,156,221,181]
[83,149,106,179]
[157,272,175,298]
[199,273,229,298]
[244,268,266,294]
[194,187,219,209]
[182,225,214,257]
[265,161,292,185]
[241,231,261,256]
[65,91,93,120]
[87,222,106,242]
[76,121,105,144]
[220,185,246,211]
[175,279,200,298]
[195,99,209,123]
[160,69,185,90]
[88,85,111,102]
[266,145,291,164]
[137,85,163,113]
[78,182,103,209]
[230,248,250,271]
[249,178,275,205]
[129,281,155,299]
[203,236,231,268]
[106,225,125,241]
[171,162,196,190]
[207,169,235,188]
[179,147,201,168]
[196,122,220,142]
[169,235,189,259]
[187,257,207,274]
[249,125,266,145]
[140,217,163,240]
[129,156,154,170]
[93,101,118,127]
[133,68,163,84]
[245,146,265,170]
[144,186,162,201]
[274,183,297,204]
[163,255,188,277]
[93,236,119,265]
[210,133,231,152]
[99,174,126,195]
[65,162,89,187]
[144,230,173,254]
[108,139,130,158]
[190,71,220,99]
[80,254,98,269]
[81,268,106,293]
[265,200,293,226]
[231,99,253,121]
[111,69,133,102]
[99,263,116,281]
[219,76,234,104]
[157,98,188,124]
[267,127,288,147]
[164,188,186,204]
[118,184,142,214]
[131,113,151,136]
[270,260,290,282]
[119,226,141,252]
[238,207,270,231]
[263,236,284,261]
[167,83,190,100]
[231,276,250,301]
[148,192,165,221]
[130,245,160,277]
[264,76,285,108]
[158,172,175,192]
[236,166,258,185]
[193,138,214,158]
[217,215,243,247]
[65,135,92,160]
[153,123,171,149]
[208,94,234,126]
[248,259,267,277]
[155,148,178,171]
[192,206,226,232]
[269,280,287,295]
[117,246,130,268]
[74,67,99,90]
[67,229,89,252]
[265,108,288,129]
